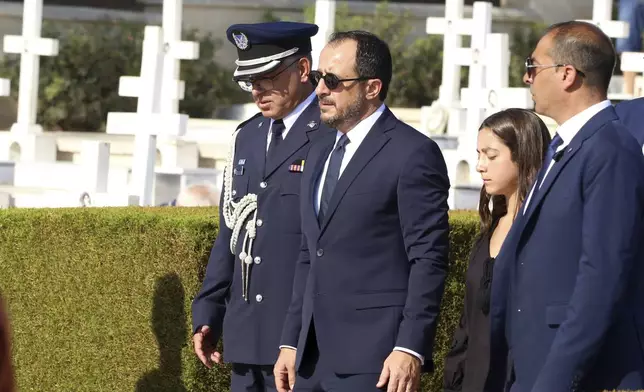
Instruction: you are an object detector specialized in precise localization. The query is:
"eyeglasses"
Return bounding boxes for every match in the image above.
[524,56,585,79]
[309,70,374,90]
[235,58,300,93]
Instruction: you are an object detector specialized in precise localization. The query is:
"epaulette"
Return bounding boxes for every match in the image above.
[234,112,264,133]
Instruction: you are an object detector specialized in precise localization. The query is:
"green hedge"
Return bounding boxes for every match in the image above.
[0,207,478,391]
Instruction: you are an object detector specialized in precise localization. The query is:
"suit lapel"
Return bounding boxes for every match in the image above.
[521,143,581,223]
[319,109,396,235]
[519,105,619,239]
[264,99,321,178]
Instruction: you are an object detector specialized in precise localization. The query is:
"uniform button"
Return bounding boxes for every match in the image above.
[316,249,324,257]
[232,189,237,196]
[254,256,262,264]
[256,219,263,227]
[517,309,521,312]
[260,181,267,189]
[256,294,263,303]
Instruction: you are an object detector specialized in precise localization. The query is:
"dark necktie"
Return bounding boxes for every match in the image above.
[267,119,285,159]
[318,134,350,224]
[530,133,563,202]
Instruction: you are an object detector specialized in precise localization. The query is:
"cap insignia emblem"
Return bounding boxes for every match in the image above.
[232,32,249,50]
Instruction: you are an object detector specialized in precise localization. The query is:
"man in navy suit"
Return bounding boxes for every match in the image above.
[487,21,644,392]
[273,31,451,392]
[615,97,644,152]
[191,22,333,392]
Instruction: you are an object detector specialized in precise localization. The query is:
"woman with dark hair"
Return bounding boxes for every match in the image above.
[0,294,14,392]
[443,108,551,392]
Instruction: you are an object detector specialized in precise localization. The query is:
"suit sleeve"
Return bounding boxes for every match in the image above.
[395,138,451,359]
[190,162,236,341]
[531,143,644,390]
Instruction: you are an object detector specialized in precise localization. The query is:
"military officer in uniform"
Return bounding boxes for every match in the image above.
[191,21,332,391]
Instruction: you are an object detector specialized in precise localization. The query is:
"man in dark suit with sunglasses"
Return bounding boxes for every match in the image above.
[487,21,644,392]
[191,21,334,392]
[274,30,450,392]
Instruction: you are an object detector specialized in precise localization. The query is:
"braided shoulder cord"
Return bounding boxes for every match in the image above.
[221,129,258,301]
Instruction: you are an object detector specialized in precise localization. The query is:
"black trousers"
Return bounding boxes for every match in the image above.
[293,318,385,392]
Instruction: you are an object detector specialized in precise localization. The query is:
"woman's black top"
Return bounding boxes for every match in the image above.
[443,225,497,392]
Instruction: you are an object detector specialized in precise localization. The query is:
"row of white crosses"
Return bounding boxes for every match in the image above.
[426,0,532,186]
[0,0,131,205]
[106,0,200,206]
[427,0,532,132]
[580,0,644,97]
[0,0,199,206]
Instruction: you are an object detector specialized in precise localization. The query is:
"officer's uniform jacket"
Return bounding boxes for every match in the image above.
[192,93,333,365]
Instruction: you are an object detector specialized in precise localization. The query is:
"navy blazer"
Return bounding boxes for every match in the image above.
[191,98,332,365]
[488,106,644,392]
[615,97,644,149]
[279,107,451,375]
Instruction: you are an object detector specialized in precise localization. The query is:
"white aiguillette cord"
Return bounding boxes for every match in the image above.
[222,129,258,302]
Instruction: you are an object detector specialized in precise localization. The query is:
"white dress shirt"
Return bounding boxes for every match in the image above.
[523,100,612,214]
[314,103,386,212]
[266,91,317,152]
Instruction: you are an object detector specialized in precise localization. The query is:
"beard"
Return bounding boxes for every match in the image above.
[320,90,366,129]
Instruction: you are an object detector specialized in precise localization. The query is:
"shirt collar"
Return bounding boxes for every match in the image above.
[556,100,612,148]
[336,103,386,147]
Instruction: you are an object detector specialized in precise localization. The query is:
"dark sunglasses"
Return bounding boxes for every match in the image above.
[524,56,585,78]
[309,70,374,90]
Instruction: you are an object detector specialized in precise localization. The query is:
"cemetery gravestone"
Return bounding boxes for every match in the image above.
[106,25,188,207]
[3,0,59,135]
[2,0,58,162]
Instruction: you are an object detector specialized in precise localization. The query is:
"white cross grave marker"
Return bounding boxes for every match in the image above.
[461,1,491,137]
[3,0,59,134]
[579,0,629,39]
[426,0,468,106]
[312,0,336,69]
[460,33,533,118]
[427,1,495,136]
[106,26,189,207]
[160,0,200,114]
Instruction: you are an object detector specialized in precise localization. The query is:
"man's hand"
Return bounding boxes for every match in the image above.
[274,347,297,392]
[376,351,421,392]
[193,325,222,368]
